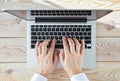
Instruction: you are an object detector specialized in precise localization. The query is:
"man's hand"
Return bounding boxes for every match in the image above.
[35,39,58,78]
[59,36,85,77]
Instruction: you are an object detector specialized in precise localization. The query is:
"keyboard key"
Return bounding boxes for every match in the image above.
[73,28,76,31]
[71,32,74,35]
[69,28,72,31]
[58,32,61,35]
[31,36,37,39]
[87,46,91,49]
[85,40,91,44]
[35,28,38,31]
[46,32,49,35]
[37,32,41,35]
[55,36,58,39]
[88,32,91,35]
[64,28,67,31]
[79,32,82,35]
[43,28,47,31]
[85,36,91,40]
[67,32,69,35]
[52,28,55,31]
[88,25,91,27]
[31,45,35,48]
[62,32,65,35]
[42,32,44,35]
[81,28,85,31]
[31,40,36,44]
[77,28,80,31]
[75,32,78,35]
[31,32,36,35]
[54,32,57,35]
[39,28,42,31]
[50,32,53,35]
[60,28,63,31]
[48,28,51,31]
[85,44,87,48]
[30,24,92,49]
[86,28,91,31]
[31,28,34,31]
[31,10,92,16]
[56,28,59,31]
[76,36,79,39]
[55,45,63,48]
[83,32,87,35]
[38,36,41,39]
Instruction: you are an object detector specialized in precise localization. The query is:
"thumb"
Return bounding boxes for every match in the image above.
[59,49,64,65]
[53,50,59,66]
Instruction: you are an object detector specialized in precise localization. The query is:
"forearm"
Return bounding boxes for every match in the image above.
[31,73,48,81]
[70,73,89,81]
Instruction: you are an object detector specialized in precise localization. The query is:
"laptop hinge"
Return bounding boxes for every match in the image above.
[35,17,87,22]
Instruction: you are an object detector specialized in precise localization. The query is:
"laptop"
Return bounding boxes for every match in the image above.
[4,5,112,68]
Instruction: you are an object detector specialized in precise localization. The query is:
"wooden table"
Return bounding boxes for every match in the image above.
[0,0,120,81]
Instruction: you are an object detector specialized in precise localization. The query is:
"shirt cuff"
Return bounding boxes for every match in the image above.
[70,73,89,81]
[31,73,48,81]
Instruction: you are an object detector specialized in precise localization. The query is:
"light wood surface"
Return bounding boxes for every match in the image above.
[0,38,120,63]
[0,11,120,37]
[0,62,120,81]
[1,0,120,10]
[0,0,120,81]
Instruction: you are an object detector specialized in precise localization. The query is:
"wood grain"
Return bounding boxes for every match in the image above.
[97,11,120,37]
[96,38,120,62]
[1,0,120,10]
[0,38,120,63]
[0,11,120,37]
[0,38,26,62]
[0,62,120,81]
[0,12,26,37]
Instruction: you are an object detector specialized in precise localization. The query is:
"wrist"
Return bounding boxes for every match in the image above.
[68,70,82,77]
[35,70,49,78]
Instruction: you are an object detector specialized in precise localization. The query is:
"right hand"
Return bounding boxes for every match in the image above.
[59,36,85,77]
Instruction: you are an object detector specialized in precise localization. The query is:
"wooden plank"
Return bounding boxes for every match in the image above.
[0,12,26,37]
[97,11,120,37]
[1,0,120,11]
[96,38,120,61]
[0,38,26,62]
[0,38,120,62]
[0,62,120,81]
[97,22,120,37]
[0,11,120,37]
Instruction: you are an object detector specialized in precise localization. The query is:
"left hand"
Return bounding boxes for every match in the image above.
[35,39,58,78]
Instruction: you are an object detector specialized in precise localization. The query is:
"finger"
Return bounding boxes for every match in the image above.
[38,43,42,56]
[48,39,56,56]
[80,39,85,55]
[67,38,76,54]
[35,41,40,56]
[59,49,64,65]
[62,36,70,55]
[42,39,50,55]
[35,41,40,63]
[53,50,59,66]
[73,38,81,53]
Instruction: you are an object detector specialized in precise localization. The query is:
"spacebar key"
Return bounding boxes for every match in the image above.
[55,45,63,48]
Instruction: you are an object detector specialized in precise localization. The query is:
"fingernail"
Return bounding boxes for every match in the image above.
[53,38,56,40]
[62,36,65,39]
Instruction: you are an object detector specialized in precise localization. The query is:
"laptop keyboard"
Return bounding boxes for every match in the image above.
[31,24,92,49]
[31,10,92,16]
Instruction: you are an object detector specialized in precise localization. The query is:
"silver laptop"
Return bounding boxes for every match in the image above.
[4,5,112,68]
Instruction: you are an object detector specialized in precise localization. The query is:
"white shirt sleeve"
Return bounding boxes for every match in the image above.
[31,73,48,81]
[31,73,89,81]
[70,73,89,81]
